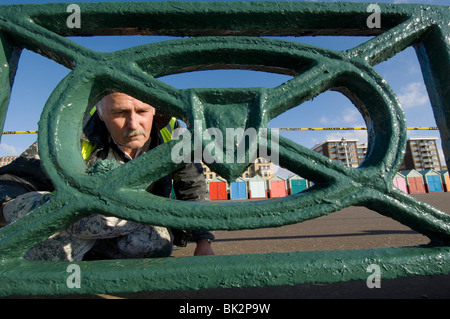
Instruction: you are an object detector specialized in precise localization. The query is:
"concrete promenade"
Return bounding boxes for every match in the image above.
[129,193,450,299]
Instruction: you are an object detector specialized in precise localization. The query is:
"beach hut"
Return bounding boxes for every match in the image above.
[419,169,444,193]
[267,176,288,198]
[392,172,408,193]
[208,177,228,200]
[248,174,267,199]
[439,170,450,192]
[230,177,247,200]
[402,170,426,194]
[287,174,308,195]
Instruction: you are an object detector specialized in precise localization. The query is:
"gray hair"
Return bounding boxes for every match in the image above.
[95,94,156,117]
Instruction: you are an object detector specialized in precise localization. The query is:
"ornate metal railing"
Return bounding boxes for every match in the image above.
[0,2,449,296]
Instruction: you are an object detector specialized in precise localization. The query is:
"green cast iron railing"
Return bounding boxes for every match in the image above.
[0,1,449,296]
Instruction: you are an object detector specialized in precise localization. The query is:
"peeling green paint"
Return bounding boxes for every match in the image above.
[0,2,449,296]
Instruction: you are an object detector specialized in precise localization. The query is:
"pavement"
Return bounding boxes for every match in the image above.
[4,193,450,299]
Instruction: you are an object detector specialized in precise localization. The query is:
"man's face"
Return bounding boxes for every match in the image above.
[98,93,154,157]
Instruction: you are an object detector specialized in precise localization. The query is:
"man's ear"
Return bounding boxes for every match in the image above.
[95,95,107,121]
[96,103,105,121]
[97,110,104,121]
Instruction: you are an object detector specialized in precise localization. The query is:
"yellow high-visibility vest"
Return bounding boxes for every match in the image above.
[81,117,177,160]
[160,117,177,143]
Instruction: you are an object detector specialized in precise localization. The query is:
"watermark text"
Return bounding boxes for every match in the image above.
[66,264,81,289]
[171,121,279,165]
[366,263,381,288]
[367,4,381,29]
[66,4,81,29]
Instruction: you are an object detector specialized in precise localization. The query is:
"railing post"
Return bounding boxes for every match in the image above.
[416,22,450,168]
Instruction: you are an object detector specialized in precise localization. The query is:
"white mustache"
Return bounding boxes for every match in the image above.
[123,129,146,138]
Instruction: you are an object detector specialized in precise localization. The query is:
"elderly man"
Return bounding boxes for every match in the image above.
[0,92,214,261]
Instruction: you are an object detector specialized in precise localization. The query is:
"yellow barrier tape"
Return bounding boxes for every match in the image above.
[271,127,439,131]
[2,131,38,135]
[0,127,439,135]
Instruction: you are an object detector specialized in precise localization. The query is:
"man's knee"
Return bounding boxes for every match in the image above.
[2,191,53,223]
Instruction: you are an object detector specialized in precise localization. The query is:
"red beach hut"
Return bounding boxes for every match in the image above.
[208,177,228,200]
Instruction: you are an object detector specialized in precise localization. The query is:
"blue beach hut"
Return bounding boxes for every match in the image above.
[230,177,247,200]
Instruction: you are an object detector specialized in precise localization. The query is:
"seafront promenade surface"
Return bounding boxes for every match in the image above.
[174,193,437,257]
[131,192,450,299]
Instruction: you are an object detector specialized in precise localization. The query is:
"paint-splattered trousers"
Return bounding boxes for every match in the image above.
[2,191,173,261]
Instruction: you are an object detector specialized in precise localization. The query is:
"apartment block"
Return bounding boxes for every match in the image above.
[400,137,442,171]
[312,138,367,168]
[312,136,444,171]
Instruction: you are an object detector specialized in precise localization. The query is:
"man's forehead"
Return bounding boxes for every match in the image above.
[104,93,152,109]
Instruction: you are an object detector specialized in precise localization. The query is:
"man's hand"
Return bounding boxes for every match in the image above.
[194,239,215,256]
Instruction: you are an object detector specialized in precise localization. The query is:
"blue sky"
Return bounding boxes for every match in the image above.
[0,0,448,176]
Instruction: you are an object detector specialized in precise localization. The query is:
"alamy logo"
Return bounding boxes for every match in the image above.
[170,121,279,165]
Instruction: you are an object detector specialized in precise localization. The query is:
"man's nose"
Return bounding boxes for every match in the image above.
[127,112,139,129]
